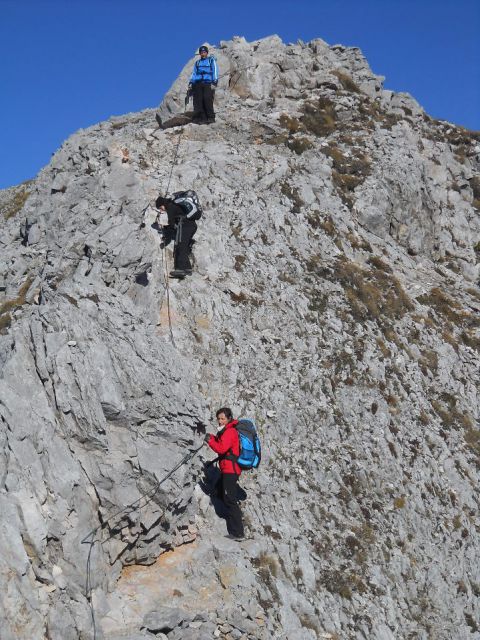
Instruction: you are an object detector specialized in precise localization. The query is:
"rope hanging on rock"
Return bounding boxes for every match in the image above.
[81,442,204,640]
[164,127,184,198]
[161,242,176,347]
[148,63,254,357]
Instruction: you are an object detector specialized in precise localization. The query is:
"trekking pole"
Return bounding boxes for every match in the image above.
[164,249,176,346]
[184,87,192,109]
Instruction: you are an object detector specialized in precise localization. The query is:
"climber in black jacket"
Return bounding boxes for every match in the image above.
[155,194,198,278]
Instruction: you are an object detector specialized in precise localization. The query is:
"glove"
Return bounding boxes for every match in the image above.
[203,433,211,444]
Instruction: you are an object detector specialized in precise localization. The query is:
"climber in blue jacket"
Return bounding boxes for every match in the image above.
[189,45,218,124]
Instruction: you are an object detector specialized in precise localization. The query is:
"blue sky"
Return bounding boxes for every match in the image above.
[0,0,479,189]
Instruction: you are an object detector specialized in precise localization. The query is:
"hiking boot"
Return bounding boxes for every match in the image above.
[225,533,245,541]
[206,118,215,124]
[155,113,164,129]
[169,269,187,279]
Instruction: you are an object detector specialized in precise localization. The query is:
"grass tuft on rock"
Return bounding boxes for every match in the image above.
[279,113,303,134]
[0,277,35,333]
[464,428,480,466]
[418,287,480,330]
[287,136,313,155]
[332,257,413,324]
[2,181,32,220]
[322,144,371,208]
[301,97,337,137]
[281,181,305,213]
[0,312,12,334]
[332,69,361,93]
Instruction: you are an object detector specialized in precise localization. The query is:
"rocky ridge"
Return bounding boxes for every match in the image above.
[1,35,479,640]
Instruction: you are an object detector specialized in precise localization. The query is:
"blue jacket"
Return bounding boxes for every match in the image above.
[190,56,218,84]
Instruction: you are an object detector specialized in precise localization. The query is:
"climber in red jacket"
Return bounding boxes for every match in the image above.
[204,407,244,540]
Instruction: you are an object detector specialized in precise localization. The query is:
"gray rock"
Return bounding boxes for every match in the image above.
[142,607,190,633]
[168,629,213,640]
[1,33,479,640]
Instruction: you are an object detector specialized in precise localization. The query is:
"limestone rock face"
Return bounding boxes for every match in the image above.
[1,35,479,640]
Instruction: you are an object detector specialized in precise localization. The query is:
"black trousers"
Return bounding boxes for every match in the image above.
[192,82,215,122]
[173,219,197,270]
[219,473,244,537]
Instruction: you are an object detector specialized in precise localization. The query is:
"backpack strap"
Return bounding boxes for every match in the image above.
[174,217,183,245]
[194,57,215,82]
[224,449,240,477]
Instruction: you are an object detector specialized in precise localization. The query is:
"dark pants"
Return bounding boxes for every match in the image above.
[219,473,244,537]
[192,83,215,122]
[174,218,197,271]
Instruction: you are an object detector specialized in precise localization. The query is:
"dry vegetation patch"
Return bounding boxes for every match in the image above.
[0,277,34,315]
[460,330,480,352]
[421,117,480,157]
[318,568,368,600]
[279,113,303,134]
[2,182,32,220]
[300,97,337,137]
[321,143,371,208]
[464,428,480,466]
[356,98,401,131]
[280,181,305,213]
[417,288,480,330]
[470,176,480,211]
[286,137,313,155]
[270,114,314,155]
[305,256,413,330]
[430,393,473,431]
[0,313,12,334]
[332,70,361,93]
[0,276,34,334]
[332,257,413,324]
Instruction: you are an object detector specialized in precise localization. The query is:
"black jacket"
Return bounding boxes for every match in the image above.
[155,197,185,227]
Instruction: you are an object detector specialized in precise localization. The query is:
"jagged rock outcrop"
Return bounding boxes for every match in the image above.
[1,35,479,640]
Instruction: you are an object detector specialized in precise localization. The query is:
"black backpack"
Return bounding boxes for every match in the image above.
[172,190,203,221]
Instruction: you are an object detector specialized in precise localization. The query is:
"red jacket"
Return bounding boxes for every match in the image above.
[208,420,241,476]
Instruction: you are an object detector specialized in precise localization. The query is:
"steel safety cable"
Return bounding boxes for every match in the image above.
[81,442,204,639]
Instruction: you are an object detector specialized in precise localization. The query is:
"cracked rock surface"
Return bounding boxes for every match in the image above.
[1,35,479,640]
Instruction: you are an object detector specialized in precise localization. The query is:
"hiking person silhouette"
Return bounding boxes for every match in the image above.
[204,407,245,540]
[155,45,218,129]
[155,192,201,278]
[189,45,218,124]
